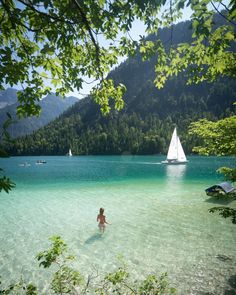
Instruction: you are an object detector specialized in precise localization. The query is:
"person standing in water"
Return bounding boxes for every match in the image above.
[97,207,109,233]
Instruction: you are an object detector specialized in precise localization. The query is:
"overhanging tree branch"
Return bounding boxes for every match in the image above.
[211,1,236,26]
[72,0,103,79]
[17,0,76,26]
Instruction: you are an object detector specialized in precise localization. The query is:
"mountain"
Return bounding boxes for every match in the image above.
[5,17,236,156]
[0,88,18,109]
[0,90,78,138]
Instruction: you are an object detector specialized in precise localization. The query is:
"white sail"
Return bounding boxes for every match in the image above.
[177,137,187,162]
[167,127,178,160]
[162,127,188,164]
[68,149,72,156]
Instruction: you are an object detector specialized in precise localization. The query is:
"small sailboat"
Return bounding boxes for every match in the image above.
[162,127,188,164]
[68,149,72,157]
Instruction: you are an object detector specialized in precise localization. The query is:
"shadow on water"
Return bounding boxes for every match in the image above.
[224,275,236,295]
[84,232,103,245]
[198,293,217,295]
[204,196,235,205]
[228,275,236,289]
[223,274,236,295]
[198,275,236,295]
[224,290,236,295]
[199,292,236,295]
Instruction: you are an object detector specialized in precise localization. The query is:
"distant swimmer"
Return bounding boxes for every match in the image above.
[97,207,110,233]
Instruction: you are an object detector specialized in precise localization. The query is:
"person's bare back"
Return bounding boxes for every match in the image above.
[97,214,106,224]
[97,208,109,232]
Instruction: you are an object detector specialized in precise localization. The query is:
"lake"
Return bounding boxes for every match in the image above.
[0,155,235,294]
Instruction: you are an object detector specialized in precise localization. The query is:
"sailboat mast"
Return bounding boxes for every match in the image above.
[176,128,178,160]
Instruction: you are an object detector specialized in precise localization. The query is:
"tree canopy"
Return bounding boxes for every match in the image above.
[0,0,235,116]
[189,115,236,156]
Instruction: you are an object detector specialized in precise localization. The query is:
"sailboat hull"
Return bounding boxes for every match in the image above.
[161,160,188,165]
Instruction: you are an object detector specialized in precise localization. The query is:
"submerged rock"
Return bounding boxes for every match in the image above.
[215,254,232,261]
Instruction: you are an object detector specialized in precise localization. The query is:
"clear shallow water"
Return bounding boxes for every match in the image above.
[0,155,236,294]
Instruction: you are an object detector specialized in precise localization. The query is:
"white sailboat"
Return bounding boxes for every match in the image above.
[162,127,188,164]
[68,149,72,156]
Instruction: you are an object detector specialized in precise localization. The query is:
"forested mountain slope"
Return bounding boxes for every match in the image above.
[0,90,78,138]
[6,17,236,156]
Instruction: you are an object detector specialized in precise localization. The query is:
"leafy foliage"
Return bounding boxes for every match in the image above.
[0,0,163,116]
[189,116,236,156]
[37,236,84,294]
[0,278,38,295]
[92,79,126,115]
[97,270,176,295]
[0,168,15,193]
[217,167,236,182]
[138,273,176,295]
[0,0,235,117]
[209,207,236,224]
[51,266,83,295]
[154,24,236,88]
[36,235,69,268]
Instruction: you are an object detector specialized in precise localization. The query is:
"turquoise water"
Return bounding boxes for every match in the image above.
[0,155,236,294]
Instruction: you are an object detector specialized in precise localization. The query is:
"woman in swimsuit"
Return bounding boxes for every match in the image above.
[97,207,109,233]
